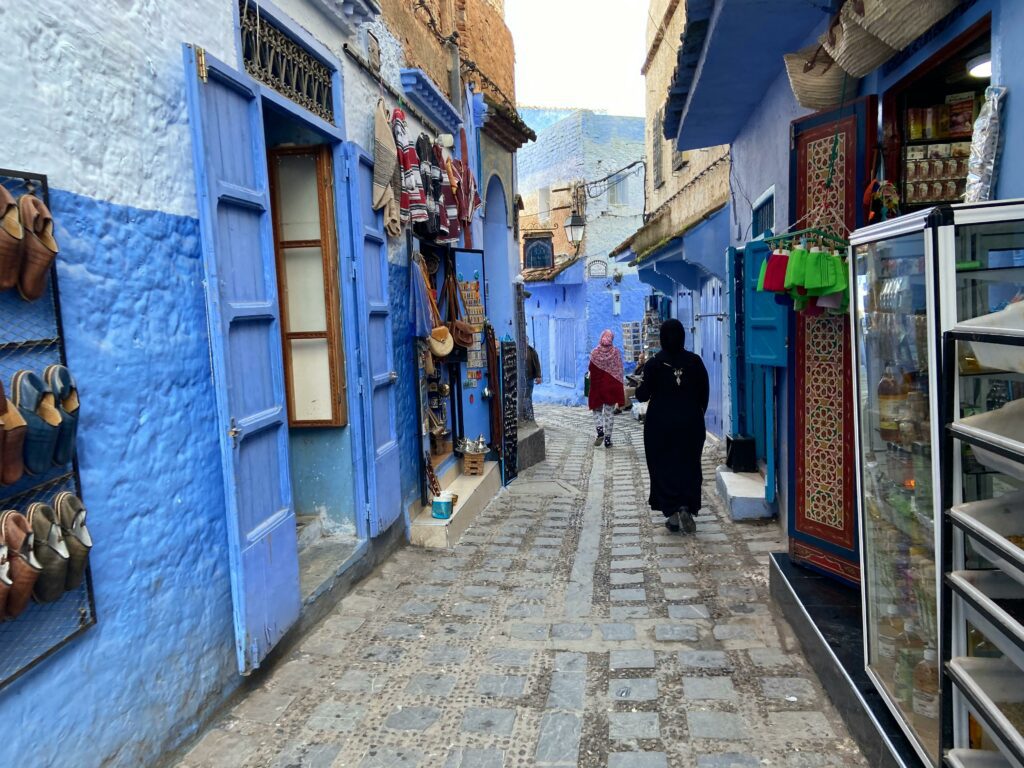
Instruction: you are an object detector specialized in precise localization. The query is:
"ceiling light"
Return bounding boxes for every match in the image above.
[968,54,992,78]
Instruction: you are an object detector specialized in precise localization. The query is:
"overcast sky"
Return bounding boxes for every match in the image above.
[504,0,647,117]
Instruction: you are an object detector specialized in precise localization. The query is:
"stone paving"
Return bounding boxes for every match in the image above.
[177,405,867,768]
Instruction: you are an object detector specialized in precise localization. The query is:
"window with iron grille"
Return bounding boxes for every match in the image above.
[752,193,775,239]
[652,108,664,188]
[240,2,335,124]
[524,236,554,269]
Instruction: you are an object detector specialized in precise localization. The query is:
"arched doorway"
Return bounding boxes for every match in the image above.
[483,175,514,335]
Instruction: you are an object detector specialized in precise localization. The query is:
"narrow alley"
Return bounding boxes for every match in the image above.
[178,406,866,768]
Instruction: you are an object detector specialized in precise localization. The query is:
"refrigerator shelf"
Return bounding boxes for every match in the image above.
[948,657,1024,767]
[949,417,1024,481]
[949,493,1024,590]
[945,749,1012,768]
[948,570,1024,671]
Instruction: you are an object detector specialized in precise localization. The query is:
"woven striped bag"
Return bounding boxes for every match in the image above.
[784,45,858,112]
[848,0,960,52]
[821,4,896,78]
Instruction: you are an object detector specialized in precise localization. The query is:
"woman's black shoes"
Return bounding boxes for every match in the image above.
[665,514,680,532]
[594,429,604,446]
[604,437,612,448]
[666,508,696,534]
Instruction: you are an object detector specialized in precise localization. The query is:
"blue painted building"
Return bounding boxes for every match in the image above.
[660,0,1024,580]
[517,110,650,406]
[0,0,529,765]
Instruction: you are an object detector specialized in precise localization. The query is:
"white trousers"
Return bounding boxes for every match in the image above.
[593,404,614,437]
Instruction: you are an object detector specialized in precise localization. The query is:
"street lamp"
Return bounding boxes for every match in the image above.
[565,211,585,253]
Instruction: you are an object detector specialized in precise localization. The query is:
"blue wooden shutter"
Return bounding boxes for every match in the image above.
[182,45,299,673]
[743,240,787,367]
[344,145,402,537]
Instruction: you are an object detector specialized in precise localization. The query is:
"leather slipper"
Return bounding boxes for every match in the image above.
[27,503,68,602]
[17,194,58,302]
[11,370,61,475]
[0,545,11,620]
[44,365,79,466]
[1,510,41,617]
[0,185,23,290]
[0,379,27,485]
[54,492,91,591]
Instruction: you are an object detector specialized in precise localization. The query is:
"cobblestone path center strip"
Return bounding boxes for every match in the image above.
[178,405,868,768]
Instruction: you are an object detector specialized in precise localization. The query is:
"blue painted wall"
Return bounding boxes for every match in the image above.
[519,110,651,407]
[289,427,357,534]
[0,191,239,766]
[586,273,649,375]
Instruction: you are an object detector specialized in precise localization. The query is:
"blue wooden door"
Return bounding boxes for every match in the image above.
[743,240,787,367]
[675,289,695,352]
[182,45,299,673]
[699,277,724,437]
[344,145,401,537]
[453,249,490,446]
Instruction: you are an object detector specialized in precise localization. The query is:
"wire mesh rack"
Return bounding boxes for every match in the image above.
[0,169,96,692]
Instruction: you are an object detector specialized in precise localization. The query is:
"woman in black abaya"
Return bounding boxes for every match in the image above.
[635,319,710,534]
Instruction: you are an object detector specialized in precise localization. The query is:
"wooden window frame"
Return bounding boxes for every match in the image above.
[268,144,348,428]
[653,108,665,188]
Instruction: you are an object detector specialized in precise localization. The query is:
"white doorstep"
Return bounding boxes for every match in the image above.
[410,460,501,548]
[716,464,774,521]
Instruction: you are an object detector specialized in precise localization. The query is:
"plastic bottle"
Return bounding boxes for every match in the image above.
[876,604,904,680]
[912,647,940,746]
[893,620,925,710]
[878,362,903,442]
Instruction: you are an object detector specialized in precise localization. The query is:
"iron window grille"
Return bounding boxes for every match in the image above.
[524,236,554,269]
[240,2,335,124]
[752,193,775,239]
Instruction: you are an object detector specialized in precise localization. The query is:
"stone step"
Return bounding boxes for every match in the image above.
[715,465,774,520]
[410,460,502,549]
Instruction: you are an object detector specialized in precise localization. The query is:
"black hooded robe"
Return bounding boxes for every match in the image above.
[635,349,710,515]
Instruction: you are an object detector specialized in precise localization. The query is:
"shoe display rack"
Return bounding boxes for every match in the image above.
[0,169,95,691]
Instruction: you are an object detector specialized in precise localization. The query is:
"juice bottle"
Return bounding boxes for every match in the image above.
[912,647,940,748]
[893,620,925,711]
[879,362,903,442]
[876,604,903,681]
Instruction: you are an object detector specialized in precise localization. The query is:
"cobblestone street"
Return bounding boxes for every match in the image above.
[178,405,867,768]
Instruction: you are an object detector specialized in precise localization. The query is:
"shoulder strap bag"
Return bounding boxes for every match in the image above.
[441,271,475,349]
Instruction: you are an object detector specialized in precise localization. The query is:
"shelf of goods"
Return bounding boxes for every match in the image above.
[942,326,1024,768]
[850,201,1024,768]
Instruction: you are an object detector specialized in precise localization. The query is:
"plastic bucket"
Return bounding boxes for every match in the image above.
[431,493,454,519]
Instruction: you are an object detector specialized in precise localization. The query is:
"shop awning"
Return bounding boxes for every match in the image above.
[638,263,677,297]
[616,205,730,289]
[665,0,833,151]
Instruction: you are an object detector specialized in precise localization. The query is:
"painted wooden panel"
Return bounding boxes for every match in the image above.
[182,45,300,673]
[699,277,725,437]
[344,145,401,537]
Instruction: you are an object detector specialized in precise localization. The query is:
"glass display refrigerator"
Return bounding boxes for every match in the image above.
[850,200,1024,768]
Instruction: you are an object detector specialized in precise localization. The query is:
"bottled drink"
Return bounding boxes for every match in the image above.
[893,620,925,710]
[912,648,940,747]
[879,362,903,442]
[876,604,903,681]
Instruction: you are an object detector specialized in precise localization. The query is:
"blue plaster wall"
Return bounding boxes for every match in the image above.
[586,273,649,375]
[389,261,422,517]
[518,107,582,134]
[524,275,588,406]
[289,427,356,534]
[0,190,239,767]
[519,110,650,406]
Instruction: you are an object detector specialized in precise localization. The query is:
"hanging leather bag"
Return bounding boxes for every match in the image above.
[441,271,475,349]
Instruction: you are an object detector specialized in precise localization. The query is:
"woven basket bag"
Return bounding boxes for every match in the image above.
[848,0,960,52]
[822,4,896,78]
[784,45,858,112]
